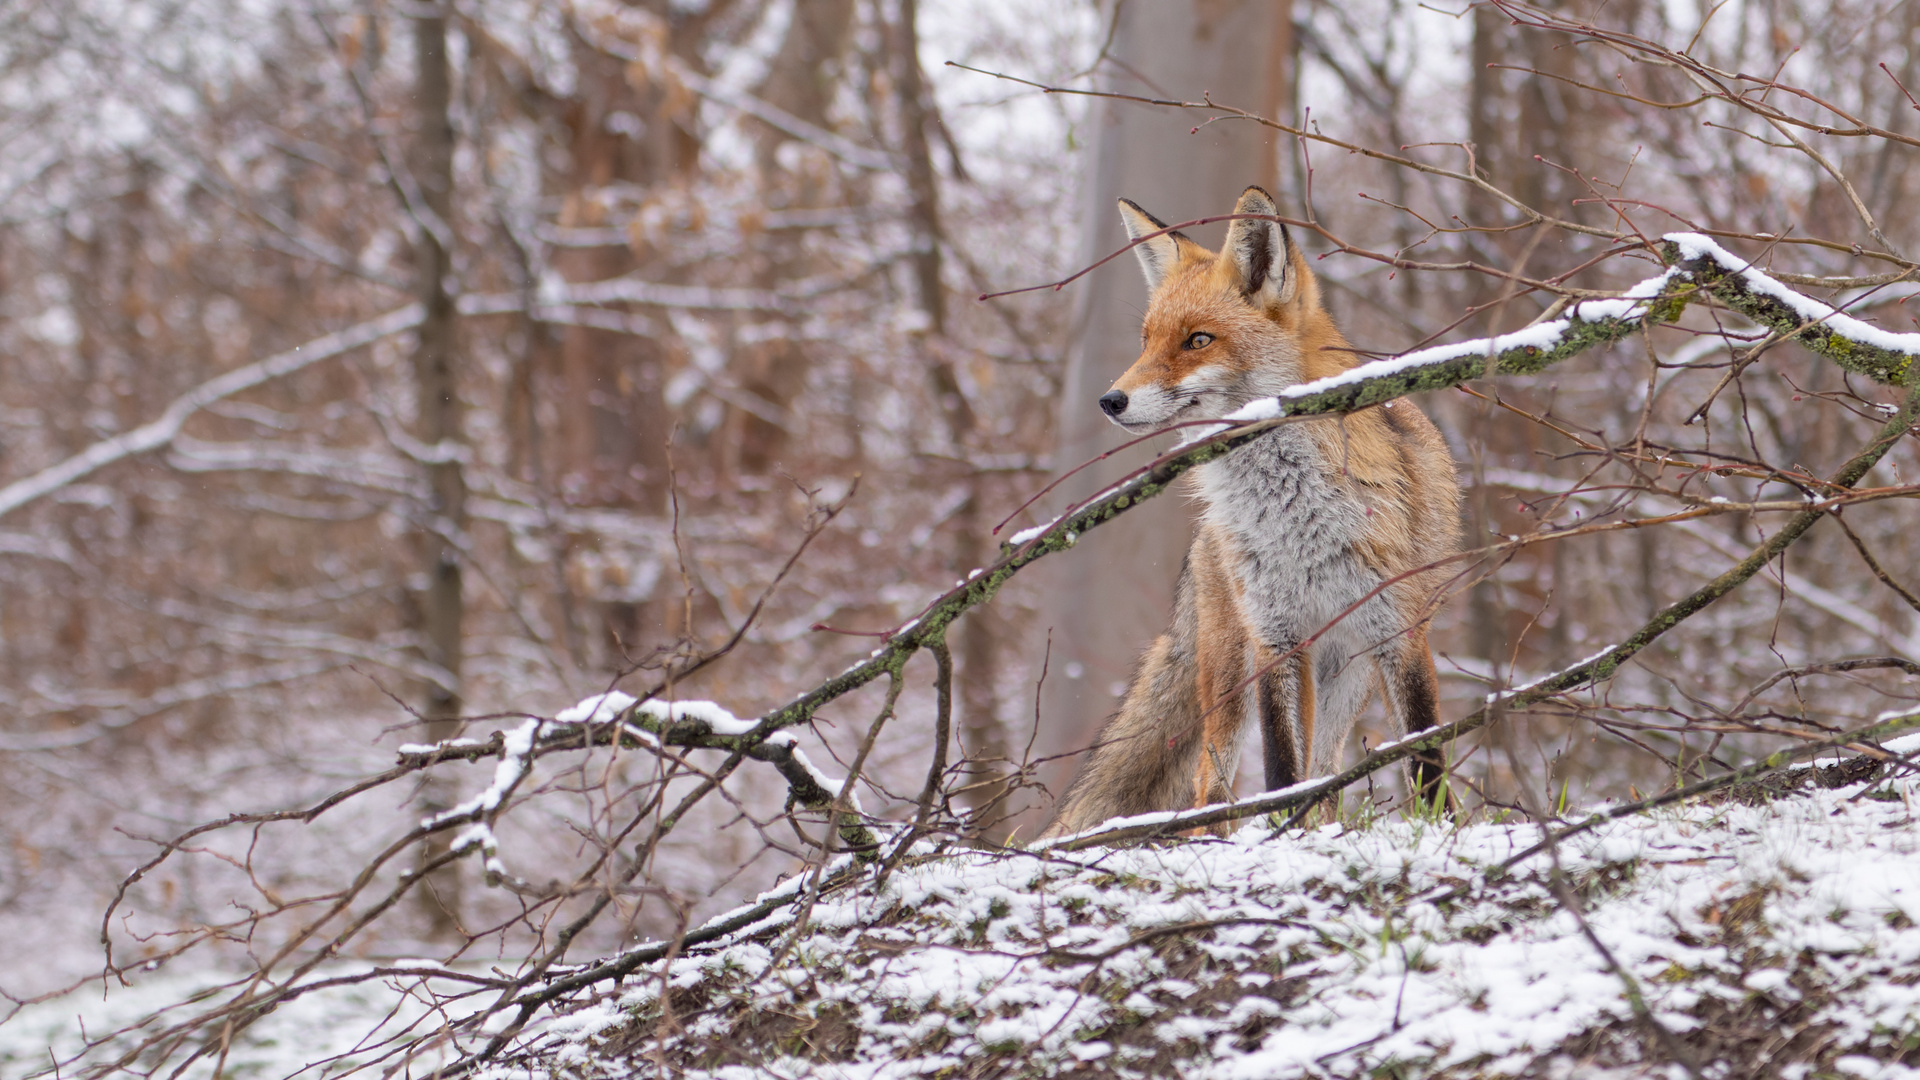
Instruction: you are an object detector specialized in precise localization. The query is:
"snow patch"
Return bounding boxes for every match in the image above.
[1666,232,1920,357]
[1007,515,1060,546]
[423,718,544,827]
[397,736,485,754]
[512,774,1920,1078]
[632,697,758,735]
[554,690,637,724]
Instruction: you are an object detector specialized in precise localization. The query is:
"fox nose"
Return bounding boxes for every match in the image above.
[1098,390,1129,417]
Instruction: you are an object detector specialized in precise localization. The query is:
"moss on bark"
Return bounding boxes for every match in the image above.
[1664,240,1917,387]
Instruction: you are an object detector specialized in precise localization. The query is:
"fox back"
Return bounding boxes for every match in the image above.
[1042,186,1460,840]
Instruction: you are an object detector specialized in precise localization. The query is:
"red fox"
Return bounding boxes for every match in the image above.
[1040,186,1461,839]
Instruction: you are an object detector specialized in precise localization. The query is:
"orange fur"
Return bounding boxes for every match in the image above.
[1041,187,1460,840]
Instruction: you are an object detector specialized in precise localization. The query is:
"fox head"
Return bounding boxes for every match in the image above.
[1098,186,1334,434]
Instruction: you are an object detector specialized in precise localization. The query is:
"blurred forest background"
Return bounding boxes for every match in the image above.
[3,0,1919,1002]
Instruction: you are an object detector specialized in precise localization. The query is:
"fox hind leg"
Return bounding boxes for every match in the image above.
[1379,623,1451,811]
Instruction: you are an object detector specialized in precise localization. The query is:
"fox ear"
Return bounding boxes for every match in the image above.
[1117,198,1184,292]
[1224,186,1295,306]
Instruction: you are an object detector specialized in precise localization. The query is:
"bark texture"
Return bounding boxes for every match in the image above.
[1029,0,1296,818]
[410,4,467,940]
[889,0,1010,838]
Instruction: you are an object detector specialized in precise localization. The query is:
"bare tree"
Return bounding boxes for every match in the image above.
[10,2,1920,1076]
[406,0,471,940]
[1030,0,1299,817]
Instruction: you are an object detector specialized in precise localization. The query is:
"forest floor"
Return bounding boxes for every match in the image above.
[10,739,1920,1080]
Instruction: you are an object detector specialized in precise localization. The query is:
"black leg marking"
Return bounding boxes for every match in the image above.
[1258,667,1300,792]
[1398,663,1450,809]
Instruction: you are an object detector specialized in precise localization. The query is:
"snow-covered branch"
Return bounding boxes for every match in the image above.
[607,234,1919,794]
[398,691,884,859]
[1044,390,1920,850]
[0,304,425,522]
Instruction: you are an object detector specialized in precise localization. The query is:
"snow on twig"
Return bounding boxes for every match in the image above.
[398,691,872,848]
[423,718,547,828]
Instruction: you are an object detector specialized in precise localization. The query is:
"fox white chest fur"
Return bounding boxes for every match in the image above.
[1041,186,1460,840]
[1198,428,1424,774]
[1196,430,1373,636]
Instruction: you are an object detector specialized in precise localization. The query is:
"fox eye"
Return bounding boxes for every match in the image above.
[1183,332,1214,350]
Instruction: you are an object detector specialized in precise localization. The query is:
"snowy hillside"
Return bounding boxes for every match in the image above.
[491,746,1920,1078]
[12,744,1920,1079]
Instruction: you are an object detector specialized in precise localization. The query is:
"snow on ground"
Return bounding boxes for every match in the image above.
[12,759,1920,1079]
[494,761,1920,1079]
[0,963,463,1079]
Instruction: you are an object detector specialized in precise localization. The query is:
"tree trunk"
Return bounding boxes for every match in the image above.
[889,0,1009,839]
[410,5,467,942]
[1461,1,1515,699]
[543,25,698,665]
[1460,0,1598,685]
[1027,0,1294,821]
[733,0,855,475]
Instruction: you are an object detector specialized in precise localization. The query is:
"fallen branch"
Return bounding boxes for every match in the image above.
[398,695,885,858]
[459,857,872,1071]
